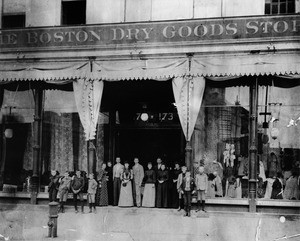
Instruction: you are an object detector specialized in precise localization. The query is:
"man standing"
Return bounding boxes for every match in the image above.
[154,157,163,178]
[106,161,114,205]
[177,165,187,211]
[179,170,196,217]
[113,157,124,206]
[71,170,85,213]
[132,157,144,207]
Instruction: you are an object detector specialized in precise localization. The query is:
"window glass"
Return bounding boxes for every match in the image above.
[2,14,25,29]
[265,0,295,14]
[62,0,86,25]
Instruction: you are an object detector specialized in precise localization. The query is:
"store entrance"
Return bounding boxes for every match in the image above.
[101,79,185,168]
[117,128,183,167]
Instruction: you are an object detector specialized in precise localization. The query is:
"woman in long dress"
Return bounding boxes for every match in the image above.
[96,163,108,206]
[156,163,169,208]
[118,161,134,207]
[142,162,156,207]
[170,162,181,208]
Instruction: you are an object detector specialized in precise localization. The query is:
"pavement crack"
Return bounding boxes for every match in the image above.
[255,218,262,241]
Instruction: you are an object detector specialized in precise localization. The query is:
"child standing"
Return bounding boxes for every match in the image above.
[195,166,208,212]
[58,171,72,213]
[177,165,187,211]
[179,170,196,217]
[88,173,98,213]
[48,170,60,202]
[71,170,85,213]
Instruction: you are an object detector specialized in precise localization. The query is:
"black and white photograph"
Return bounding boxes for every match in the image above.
[0,0,299,240]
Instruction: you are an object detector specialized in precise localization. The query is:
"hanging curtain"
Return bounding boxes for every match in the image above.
[73,78,103,141]
[172,76,206,141]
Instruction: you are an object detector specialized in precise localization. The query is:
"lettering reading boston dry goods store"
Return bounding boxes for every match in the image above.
[0,15,299,50]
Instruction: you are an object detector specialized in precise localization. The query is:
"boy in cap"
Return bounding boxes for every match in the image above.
[71,170,85,213]
[87,173,98,213]
[179,169,196,217]
[58,171,72,213]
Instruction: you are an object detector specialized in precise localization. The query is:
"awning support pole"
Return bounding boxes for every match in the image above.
[185,141,193,173]
[31,87,44,204]
[249,78,258,213]
[88,140,96,174]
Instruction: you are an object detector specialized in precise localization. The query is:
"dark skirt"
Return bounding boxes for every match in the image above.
[156,181,168,208]
[96,181,108,206]
[171,182,179,208]
[107,180,113,205]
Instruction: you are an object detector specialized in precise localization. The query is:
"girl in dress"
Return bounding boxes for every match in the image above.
[97,163,109,206]
[118,161,134,207]
[142,162,156,207]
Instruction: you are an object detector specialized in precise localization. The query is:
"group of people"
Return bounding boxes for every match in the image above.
[48,157,220,217]
[48,169,98,214]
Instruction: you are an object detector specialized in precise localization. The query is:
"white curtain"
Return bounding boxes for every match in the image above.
[73,79,103,141]
[172,76,206,141]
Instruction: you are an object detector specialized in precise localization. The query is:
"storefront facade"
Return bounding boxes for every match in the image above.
[0,0,299,212]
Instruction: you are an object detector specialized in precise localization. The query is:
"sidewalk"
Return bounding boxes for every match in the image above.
[0,203,299,241]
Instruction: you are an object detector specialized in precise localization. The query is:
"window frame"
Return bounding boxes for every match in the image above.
[61,0,86,26]
[1,12,26,29]
[265,0,295,15]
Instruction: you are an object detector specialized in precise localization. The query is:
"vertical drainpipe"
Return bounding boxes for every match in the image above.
[31,87,44,204]
[248,77,258,212]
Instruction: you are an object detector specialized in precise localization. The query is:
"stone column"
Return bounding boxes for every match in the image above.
[31,88,44,204]
[249,78,258,213]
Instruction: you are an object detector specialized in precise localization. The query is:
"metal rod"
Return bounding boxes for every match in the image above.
[248,78,258,213]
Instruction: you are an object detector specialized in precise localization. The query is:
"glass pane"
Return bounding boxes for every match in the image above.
[280,2,287,13]
[287,1,295,13]
[0,89,34,191]
[272,0,279,3]
[265,3,271,14]
[2,15,25,29]
[272,3,279,14]
[202,85,249,198]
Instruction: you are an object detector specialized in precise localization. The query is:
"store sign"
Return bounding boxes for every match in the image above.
[0,15,299,51]
[135,112,178,123]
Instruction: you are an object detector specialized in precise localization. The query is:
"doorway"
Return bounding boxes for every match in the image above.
[117,128,183,168]
[101,79,184,167]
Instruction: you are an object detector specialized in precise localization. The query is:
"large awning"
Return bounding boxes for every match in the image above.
[0,53,299,82]
[0,61,89,82]
[92,58,189,81]
[1,53,299,141]
[190,53,300,77]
